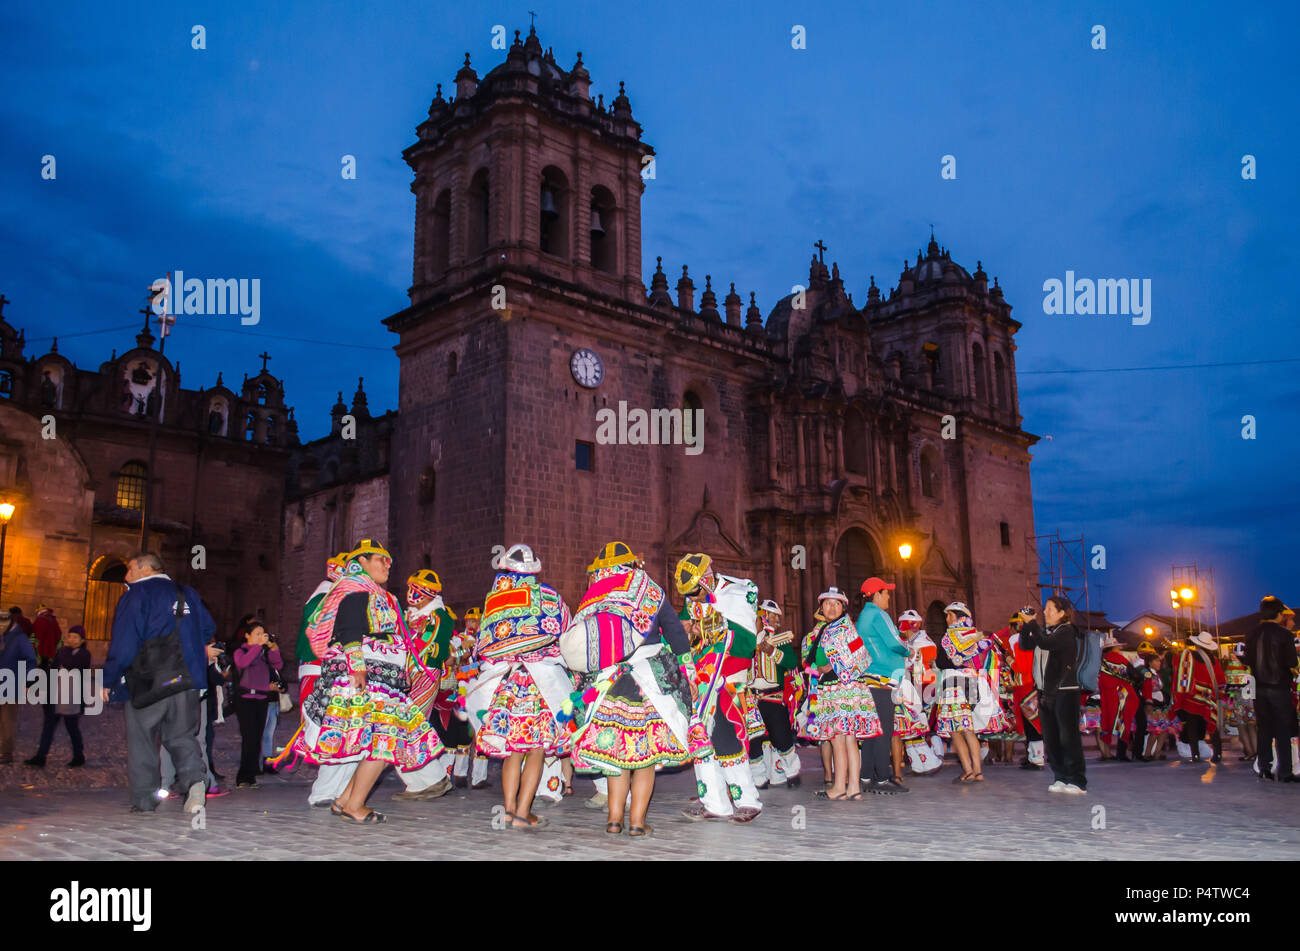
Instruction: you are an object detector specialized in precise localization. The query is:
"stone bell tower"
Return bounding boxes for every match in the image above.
[403,25,653,308]
[386,26,659,607]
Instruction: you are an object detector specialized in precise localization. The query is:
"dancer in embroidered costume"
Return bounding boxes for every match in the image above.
[746,600,802,790]
[855,578,910,794]
[1224,643,1257,763]
[1139,647,1174,760]
[675,553,764,823]
[804,586,880,801]
[448,607,489,789]
[934,601,991,783]
[465,543,573,830]
[293,540,445,823]
[561,542,711,837]
[1003,612,1045,769]
[293,553,349,806]
[1097,633,1139,762]
[1171,631,1224,763]
[388,568,458,801]
[893,609,941,777]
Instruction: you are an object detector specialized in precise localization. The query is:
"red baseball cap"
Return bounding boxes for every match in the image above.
[860,577,896,596]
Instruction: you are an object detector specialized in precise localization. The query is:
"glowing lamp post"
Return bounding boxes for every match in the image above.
[0,501,14,607]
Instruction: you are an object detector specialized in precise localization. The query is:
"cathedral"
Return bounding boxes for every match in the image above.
[0,305,294,659]
[281,26,1039,640]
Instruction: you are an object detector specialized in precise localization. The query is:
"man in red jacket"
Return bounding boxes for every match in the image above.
[32,605,62,668]
[1098,634,1139,761]
[1171,632,1224,764]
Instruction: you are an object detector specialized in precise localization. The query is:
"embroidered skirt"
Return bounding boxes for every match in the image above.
[572,652,712,775]
[805,679,882,740]
[301,651,443,769]
[936,672,976,736]
[1230,695,1255,726]
[476,664,570,757]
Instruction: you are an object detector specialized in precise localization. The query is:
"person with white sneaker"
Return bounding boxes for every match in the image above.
[1018,596,1087,795]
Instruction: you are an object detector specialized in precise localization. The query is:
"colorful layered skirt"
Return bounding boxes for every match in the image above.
[298,638,443,769]
[893,679,930,739]
[936,670,976,737]
[805,678,882,740]
[572,651,712,775]
[475,655,573,757]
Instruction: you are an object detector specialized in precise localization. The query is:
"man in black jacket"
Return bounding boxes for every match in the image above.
[1019,596,1087,794]
[1244,596,1299,782]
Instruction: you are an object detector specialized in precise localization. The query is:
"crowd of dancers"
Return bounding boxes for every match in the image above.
[281,537,1095,831]
[282,538,1297,832]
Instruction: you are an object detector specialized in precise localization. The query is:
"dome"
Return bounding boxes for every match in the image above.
[908,235,971,284]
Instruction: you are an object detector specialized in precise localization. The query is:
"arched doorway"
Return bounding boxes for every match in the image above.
[834,527,879,616]
[84,555,127,641]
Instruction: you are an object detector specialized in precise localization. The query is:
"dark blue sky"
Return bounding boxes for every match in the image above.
[3,1,1296,622]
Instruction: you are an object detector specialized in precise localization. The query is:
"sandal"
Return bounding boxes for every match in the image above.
[605,821,623,835]
[563,784,575,797]
[628,824,652,837]
[338,808,387,824]
[330,800,344,817]
[512,813,549,830]
[847,792,864,800]
[952,772,976,784]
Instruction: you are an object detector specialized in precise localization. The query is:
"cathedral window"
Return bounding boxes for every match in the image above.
[575,440,594,471]
[430,189,451,275]
[419,466,436,505]
[448,352,458,378]
[682,390,703,446]
[923,344,942,390]
[994,352,1008,409]
[1000,521,1012,547]
[540,167,569,259]
[972,343,988,402]
[0,370,10,398]
[468,168,490,256]
[115,461,147,511]
[590,186,616,273]
[919,446,942,500]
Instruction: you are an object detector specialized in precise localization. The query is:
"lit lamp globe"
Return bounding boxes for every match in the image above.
[1179,587,1195,601]
[898,543,913,560]
[0,503,13,523]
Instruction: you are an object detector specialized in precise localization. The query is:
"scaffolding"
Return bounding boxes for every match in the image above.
[1034,532,1092,624]
[1170,563,1219,646]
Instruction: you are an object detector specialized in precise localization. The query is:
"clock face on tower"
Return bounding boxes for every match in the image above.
[570,348,604,388]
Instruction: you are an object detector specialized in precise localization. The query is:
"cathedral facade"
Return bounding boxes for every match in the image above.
[366,27,1039,633]
[0,309,294,658]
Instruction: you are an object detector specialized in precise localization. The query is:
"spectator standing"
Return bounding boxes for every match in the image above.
[32,605,62,669]
[101,552,216,815]
[24,625,89,767]
[1018,596,1087,794]
[0,613,37,764]
[1244,596,1299,782]
[233,621,282,788]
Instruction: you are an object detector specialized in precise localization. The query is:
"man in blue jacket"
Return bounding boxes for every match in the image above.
[0,616,38,764]
[101,551,216,814]
[855,577,911,794]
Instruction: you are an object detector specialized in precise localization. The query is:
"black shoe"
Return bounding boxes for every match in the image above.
[128,805,156,815]
[262,762,278,775]
[1282,776,1300,784]
[1019,760,1042,770]
[1260,770,1275,781]
[785,775,802,788]
[1116,753,1131,762]
[67,755,85,768]
[22,756,46,768]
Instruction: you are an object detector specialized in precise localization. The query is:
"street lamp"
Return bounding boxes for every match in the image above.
[898,543,913,561]
[1179,587,1196,602]
[0,501,14,607]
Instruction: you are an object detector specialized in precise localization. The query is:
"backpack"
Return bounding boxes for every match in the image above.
[1076,629,1102,693]
[124,583,196,708]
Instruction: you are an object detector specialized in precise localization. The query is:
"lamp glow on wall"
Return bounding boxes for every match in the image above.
[0,501,14,608]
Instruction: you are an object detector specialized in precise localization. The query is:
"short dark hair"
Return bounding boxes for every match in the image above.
[8,606,20,615]
[1046,595,1074,623]
[128,551,164,572]
[1260,596,1287,621]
